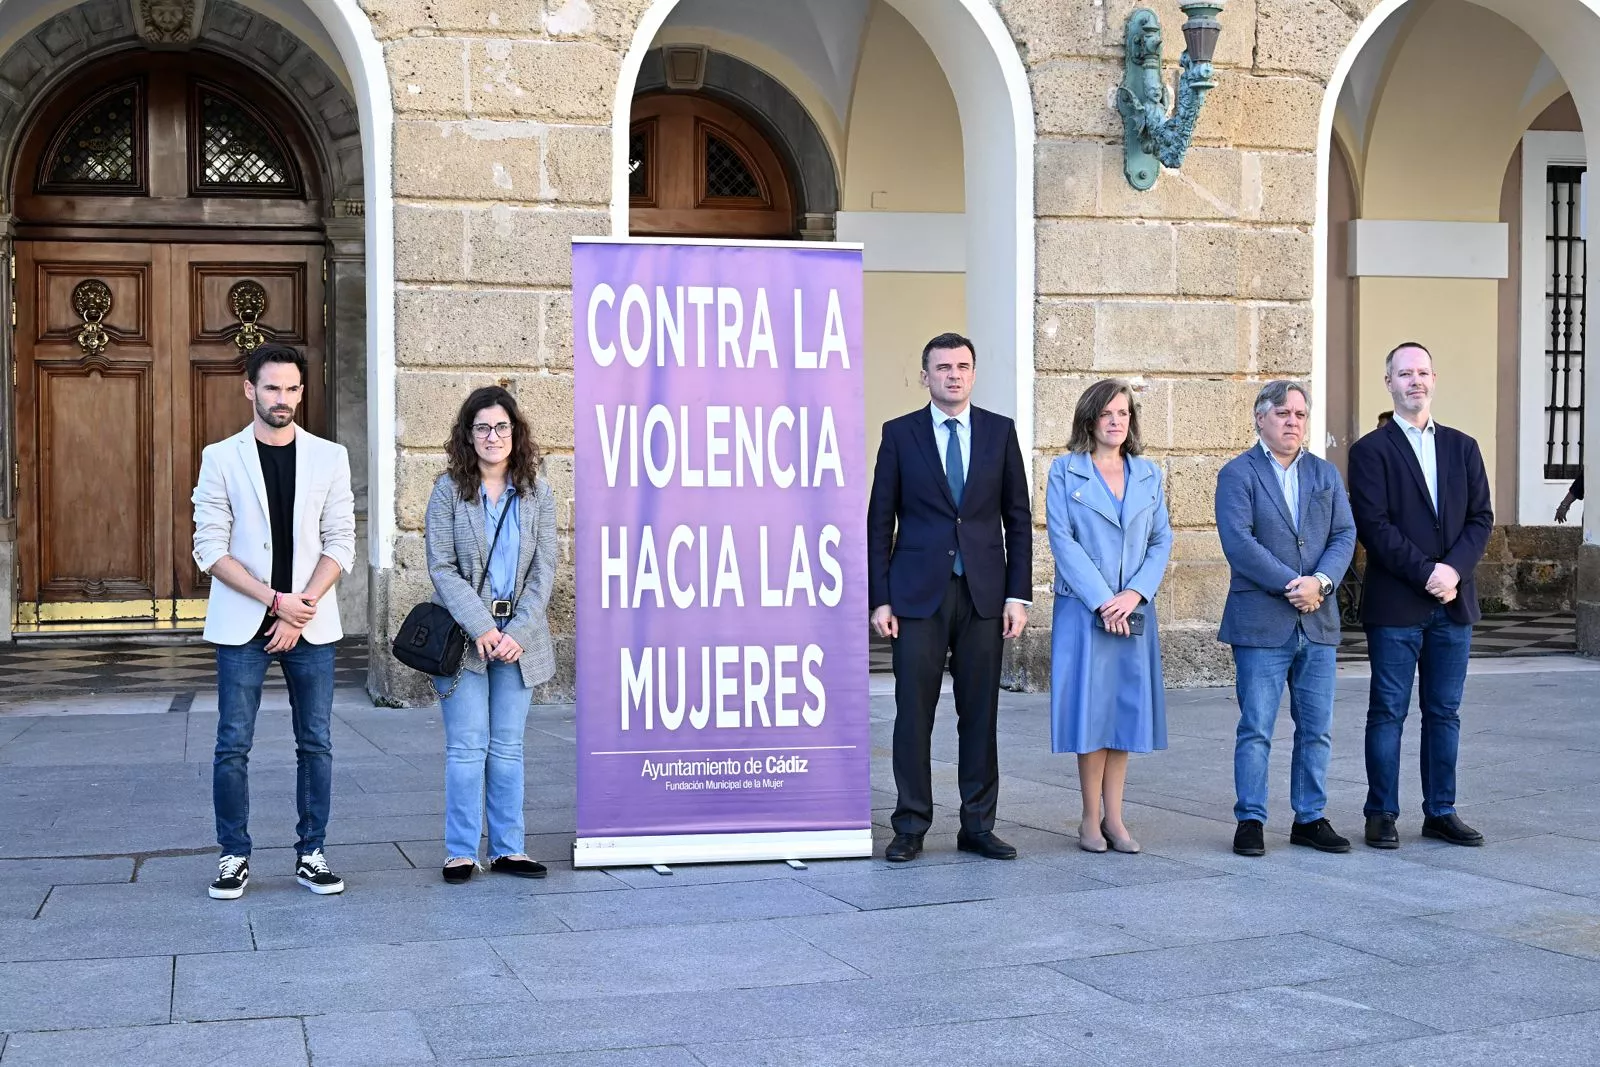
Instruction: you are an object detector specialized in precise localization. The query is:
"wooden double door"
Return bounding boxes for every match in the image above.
[14,240,325,626]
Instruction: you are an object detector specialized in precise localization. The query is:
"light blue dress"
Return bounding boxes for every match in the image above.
[1046,452,1172,754]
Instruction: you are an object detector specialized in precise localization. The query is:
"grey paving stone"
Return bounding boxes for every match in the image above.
[0,886,46,921]
[543,878,857,932]
[0,881,254,963]
[1027,985,1434,1067]
[0,1019,308,1067]
[1424,896,1600,961]
[173,938,530,1021]
[1050,932,1385,1003]
[0,957,173,1031]
[598,858,860,889]
[1299,942,1600,1030]
[778,895,1152,977]
[493,919,862,999]
[416,965,1121,1058]
[0,817,217,859]
[801,857,1105,910]
[1407,833,1600,896]
[690,1018,1092,1066]
[452,1052,701,1067]
[246,887,567,950]
[1274,1008,1600,1066]
[1312,917,1520,966]
[304,1010,433,1066]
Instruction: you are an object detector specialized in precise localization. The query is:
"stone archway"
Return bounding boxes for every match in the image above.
[0,0,374,639]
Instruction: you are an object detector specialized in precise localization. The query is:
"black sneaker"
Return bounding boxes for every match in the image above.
[208,854,249,899]
[1290,817,1352,853]
[1233,819,1265,856]
[294,849,346,895]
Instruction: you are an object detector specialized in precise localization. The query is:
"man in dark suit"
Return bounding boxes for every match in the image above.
[867,332,1032,863]
[1348,342,1493,849]
[1216,381,1356,858]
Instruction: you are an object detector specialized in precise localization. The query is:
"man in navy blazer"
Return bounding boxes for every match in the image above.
[867,332,1032,863]
[1348,342,1493,849]
[1216,381,1356,858]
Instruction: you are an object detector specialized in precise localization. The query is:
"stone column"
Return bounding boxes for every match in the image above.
[325,213,370,638]
[1579,303,1600,656]
[0,214,13,641]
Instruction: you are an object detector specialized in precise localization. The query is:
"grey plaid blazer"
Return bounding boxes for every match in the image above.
[424,472,558,688]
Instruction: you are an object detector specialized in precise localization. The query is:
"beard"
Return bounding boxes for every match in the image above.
[257,399,296,428]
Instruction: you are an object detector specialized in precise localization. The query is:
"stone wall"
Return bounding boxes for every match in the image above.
[360,0,1391,702]
[1001,0,1380,687]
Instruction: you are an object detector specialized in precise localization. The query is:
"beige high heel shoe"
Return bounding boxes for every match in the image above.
[1101,820,1141,854]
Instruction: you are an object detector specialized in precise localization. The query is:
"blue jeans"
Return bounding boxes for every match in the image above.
[1232,628,1337,825]
[1364,606,1473,818]
[214,637,337,857]
[436,662,532,860]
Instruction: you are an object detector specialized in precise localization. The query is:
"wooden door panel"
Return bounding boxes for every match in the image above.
[171,243,325,598]
[38,366,154,597]
[16,242,172,613]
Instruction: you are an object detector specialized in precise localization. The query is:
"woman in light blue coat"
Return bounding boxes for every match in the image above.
[1046,379,1172,855]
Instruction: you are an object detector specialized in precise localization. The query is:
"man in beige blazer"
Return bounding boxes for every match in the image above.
[191,343,355,900]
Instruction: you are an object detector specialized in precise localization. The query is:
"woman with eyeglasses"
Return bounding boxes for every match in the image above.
[424,385,558,882]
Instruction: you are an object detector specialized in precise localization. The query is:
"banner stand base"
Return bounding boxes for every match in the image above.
[573,829,872,869]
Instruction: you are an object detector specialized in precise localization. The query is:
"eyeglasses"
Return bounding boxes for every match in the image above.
[472,422,513,440]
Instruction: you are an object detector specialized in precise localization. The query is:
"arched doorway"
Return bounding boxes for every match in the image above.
[629,92,797,238]
[11,50,328,630]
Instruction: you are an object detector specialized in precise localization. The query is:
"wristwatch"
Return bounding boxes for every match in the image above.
[1315,573,1334,598]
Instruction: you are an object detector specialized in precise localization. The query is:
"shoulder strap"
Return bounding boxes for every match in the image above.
[475,497,514,596]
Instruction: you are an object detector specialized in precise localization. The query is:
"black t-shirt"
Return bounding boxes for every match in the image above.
[256,439,297,637]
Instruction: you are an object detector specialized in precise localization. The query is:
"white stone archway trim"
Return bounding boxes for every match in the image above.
[305,0,396,568]
[611,0,1036,470]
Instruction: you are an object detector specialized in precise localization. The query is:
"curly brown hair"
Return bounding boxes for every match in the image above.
[444,385,542,501]
[1066,378,1145,456]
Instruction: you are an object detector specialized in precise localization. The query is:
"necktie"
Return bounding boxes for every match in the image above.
[945,418,964,576]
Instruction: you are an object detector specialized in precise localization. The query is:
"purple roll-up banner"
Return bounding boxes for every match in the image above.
[571,237,871,867]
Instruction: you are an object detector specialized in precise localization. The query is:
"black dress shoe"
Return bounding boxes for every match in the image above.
[1365,814,1399,849]
[885,832,923,863]
[1421,813,1484,847]
[1233,819,1265,857]
[442,861,475,883]
[490,856,548,878]
[1290,817,1351,853]
[955,830,1017,860]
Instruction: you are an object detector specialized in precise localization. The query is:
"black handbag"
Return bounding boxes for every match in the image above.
[392,500,513,682]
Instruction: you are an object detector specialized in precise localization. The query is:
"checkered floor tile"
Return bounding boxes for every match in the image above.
[0,638,369,699]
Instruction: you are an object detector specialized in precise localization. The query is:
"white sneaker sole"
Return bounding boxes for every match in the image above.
[297,876,345,895]
[208,882,246,900]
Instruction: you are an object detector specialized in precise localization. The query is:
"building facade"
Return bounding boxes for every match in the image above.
[0,0,1594,702]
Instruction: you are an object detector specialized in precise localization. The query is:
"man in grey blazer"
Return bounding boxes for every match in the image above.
[1216,381,1356,857]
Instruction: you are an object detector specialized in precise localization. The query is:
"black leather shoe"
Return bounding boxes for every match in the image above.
[1365,814,1399,849]
[490,856,548,878]
[1233,819,1265,857]
[442,861,475,883]
[955,830,1017,860]
[885,833,923,863]
[1421,813,1484,847]
[1290,817,1351,853]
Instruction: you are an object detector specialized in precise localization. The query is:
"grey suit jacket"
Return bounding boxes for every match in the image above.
[1215,446,1355,648]
[424,472,559,688]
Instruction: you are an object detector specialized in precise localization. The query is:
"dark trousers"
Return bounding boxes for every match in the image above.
[214,637,337,857]
[890,575,1004,836]
[1363,605,1473,819]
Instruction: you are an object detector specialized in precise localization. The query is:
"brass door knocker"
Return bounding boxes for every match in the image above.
[229,280,268,352]
[73,279,113,357]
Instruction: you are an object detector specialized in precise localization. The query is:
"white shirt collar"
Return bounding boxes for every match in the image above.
[1398,415,1436,436]
[930,402,971,431]
[1259,438,1303,469]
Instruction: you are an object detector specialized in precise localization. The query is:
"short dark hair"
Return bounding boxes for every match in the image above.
[1384,341,1431,374]
[246,343,308,386]
[1067,378,1145,456]
[921,331,976,370]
